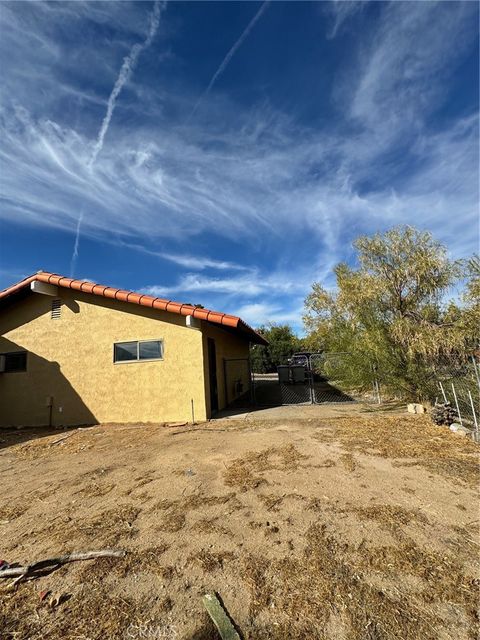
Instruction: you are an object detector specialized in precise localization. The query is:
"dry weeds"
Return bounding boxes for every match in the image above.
[2,415,478,639]
[37,504,141,548]
[191,517,232,537]
[189,550,236,573]
[313,415,479,486]
[0,504,27,522]
[223,444,307,492]
[74,481,115,498]
[240,523,473,640]
[340,452,357,471]
[354,504,428,532]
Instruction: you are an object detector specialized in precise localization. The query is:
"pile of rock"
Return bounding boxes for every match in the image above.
[431,402,458,426]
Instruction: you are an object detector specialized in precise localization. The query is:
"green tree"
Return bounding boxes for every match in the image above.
[250,324,301,373]
[303,226,475,400]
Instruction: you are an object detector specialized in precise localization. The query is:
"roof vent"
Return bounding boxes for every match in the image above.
[51,299,62,319]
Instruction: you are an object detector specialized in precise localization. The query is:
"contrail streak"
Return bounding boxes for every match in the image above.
[70,210,84,278]
[70,1,164,278]
[189,1,269,121]
[89,0,164,167]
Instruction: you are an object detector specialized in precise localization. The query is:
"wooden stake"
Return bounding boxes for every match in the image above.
[203,592,241,640]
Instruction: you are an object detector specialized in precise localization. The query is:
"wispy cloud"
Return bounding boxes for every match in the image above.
[232,302,302,327]
[69,210,84,277]
[0,1,477,328]
[89,0,165,167]
[327,1,365,39]
[68,0,165,277]
[188,1,269,120]
[142,269,308,328]
[118,241,249,271]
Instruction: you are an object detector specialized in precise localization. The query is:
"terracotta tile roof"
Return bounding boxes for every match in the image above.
[0,271,268,345]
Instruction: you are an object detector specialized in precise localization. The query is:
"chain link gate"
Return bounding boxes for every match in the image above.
[224,353,377,410]
[253,354,312,406]
[309,353,358,404]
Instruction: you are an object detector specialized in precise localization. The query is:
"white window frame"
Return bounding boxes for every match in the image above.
[113,340,164,364]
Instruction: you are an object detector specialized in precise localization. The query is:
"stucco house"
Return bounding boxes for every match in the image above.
[0,271,267,427]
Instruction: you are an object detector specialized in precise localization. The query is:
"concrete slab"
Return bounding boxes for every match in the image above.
[213,402,395,421]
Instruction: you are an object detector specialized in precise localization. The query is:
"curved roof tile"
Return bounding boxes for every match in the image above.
[0,271,268,345]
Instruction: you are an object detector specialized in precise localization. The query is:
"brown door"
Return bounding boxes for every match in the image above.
[207,338,218,413]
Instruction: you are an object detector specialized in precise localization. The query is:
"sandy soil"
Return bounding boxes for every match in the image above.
[0,414,478,640]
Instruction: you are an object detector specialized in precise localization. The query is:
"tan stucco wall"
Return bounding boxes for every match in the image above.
[201,323,251,415]
[0,290,207,427]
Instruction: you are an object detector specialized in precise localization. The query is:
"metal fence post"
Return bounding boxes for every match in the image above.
[468,390,479,440]
[451,383,463,425]
[438,381,448,404]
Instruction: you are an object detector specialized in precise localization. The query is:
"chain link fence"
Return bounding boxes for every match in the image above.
[433,354,479,439]
[225,351,480,441]
[227,353,370,408]
[309,353,379,404]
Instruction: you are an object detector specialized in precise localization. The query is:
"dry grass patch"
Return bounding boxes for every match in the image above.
[74,482,115,498]
[240,522,479,639]
[359,537,479,625]
[38,504,141,548]
[257,493,284,512]
[78,545,170,582]
[340,452,357,472]
[151,491,240,533]
[223,444,307,492]
[189,549,236,572]
[0,579,155,640]
[158,509,186,533]
[314,416,479,486]
[241,524,436,640]
[191,517,232,536]
[0,504,28,522]
[354,504,428,532]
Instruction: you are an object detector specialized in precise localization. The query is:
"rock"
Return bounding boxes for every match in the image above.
[407,403,426,414]
[450,424,472,437]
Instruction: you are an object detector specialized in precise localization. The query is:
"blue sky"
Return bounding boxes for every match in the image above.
[0,1,478,331]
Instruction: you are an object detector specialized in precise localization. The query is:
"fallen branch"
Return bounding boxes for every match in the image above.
[171,428,228,436]
[49,430,79,446]
[0,549,126,585]
[49,424,100,446]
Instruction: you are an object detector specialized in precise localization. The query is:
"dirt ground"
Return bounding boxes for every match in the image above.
[0,413,478,640]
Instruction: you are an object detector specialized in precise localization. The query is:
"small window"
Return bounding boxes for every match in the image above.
[114,342,138,362]
[139,341,162,360]
[114,340,163,363]
[1,351,27,373]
